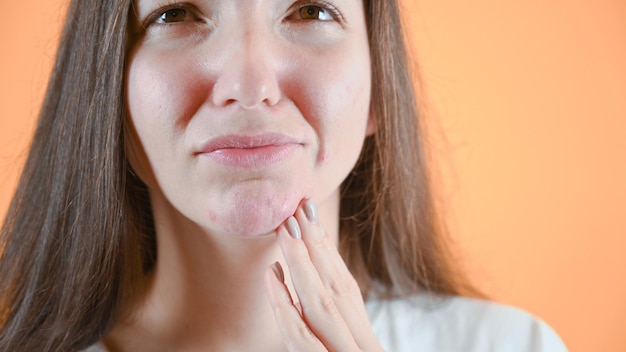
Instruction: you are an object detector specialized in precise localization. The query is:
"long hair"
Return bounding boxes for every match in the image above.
[0,0,151,350]
[0,0,478,350]
[340,0,479,299]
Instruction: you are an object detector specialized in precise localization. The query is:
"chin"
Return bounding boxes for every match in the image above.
[221,218,283,238]
[212,193,301,237]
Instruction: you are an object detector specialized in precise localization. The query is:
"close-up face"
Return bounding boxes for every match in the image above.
[126,0,373,237]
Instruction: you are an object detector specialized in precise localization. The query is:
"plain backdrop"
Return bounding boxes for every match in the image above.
[1,1,625,351]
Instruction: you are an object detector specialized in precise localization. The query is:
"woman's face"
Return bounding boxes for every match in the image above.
[127,0,373,237]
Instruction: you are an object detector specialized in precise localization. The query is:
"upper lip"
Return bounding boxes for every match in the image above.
[194,133,300,154]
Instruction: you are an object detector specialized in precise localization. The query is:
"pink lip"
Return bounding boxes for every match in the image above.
[195,133,301,168]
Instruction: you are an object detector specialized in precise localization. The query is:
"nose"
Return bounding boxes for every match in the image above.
[211,27,281,109]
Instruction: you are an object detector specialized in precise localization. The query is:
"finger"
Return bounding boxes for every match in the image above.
[296,200,365,307]
[264,262,326,352]
[277,221,360,351]
[294,200,378,347]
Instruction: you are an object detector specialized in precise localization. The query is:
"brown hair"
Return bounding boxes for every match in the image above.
[0,0,479,350]
[341,0,480,299]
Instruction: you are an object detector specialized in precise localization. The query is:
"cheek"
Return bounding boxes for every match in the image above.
[126,54,196,194]
[294,58,371,163]
[127,50,207,134]
[298,57,364,99]
[126,49,210,177]
[281,60,370,206]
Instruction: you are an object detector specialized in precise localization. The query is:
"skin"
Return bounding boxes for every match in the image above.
[126,0,374,237]
[108,0,383,350]
[266,200,384,350]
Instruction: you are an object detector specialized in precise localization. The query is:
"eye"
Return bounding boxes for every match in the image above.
[298,5,334,21]
[286,1,343,23]
[157,8,190,24]
[142,4,202,28]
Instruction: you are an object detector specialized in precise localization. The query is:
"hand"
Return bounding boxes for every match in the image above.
[264,199,385,351]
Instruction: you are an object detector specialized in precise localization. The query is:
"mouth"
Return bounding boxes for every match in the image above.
[195,133,301,168]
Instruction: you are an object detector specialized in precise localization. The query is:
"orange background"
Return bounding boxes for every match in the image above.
[1,1,625,351]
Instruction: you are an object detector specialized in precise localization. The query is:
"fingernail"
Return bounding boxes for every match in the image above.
[303,199,318,224]
[271,261,284,282]
[286,216,301,239]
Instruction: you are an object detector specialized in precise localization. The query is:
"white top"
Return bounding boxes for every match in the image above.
[85,295,568,351]
[365,295,568,352]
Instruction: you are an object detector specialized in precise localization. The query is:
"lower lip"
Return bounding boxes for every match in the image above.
[200,144,299,168]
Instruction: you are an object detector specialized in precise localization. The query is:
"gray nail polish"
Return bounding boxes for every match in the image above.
[286,216,301,239]
[303,199,318,224]
[271,262,284,282]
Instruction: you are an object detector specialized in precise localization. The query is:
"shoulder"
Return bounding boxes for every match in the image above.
[365,294,568,352]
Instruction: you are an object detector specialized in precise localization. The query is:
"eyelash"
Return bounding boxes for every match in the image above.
[141,2,201,28]
[140,1,344,29]
[289,0,344,23]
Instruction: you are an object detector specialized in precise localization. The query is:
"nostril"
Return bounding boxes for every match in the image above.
[223,98,239,107]
[239,85,277,109]
[212,75,280,109]
[210,47,281,108]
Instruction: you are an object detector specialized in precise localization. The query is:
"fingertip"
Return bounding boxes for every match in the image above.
[271,261,285,283]
[303,198,318,224]
[286,216,301,239]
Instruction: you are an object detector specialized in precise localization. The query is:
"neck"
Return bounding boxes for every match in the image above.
[104,191,340,352]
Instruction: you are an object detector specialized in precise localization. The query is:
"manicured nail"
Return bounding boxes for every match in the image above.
[286,216,301,239]
[303,199,318,224]
[271,262,284,282]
